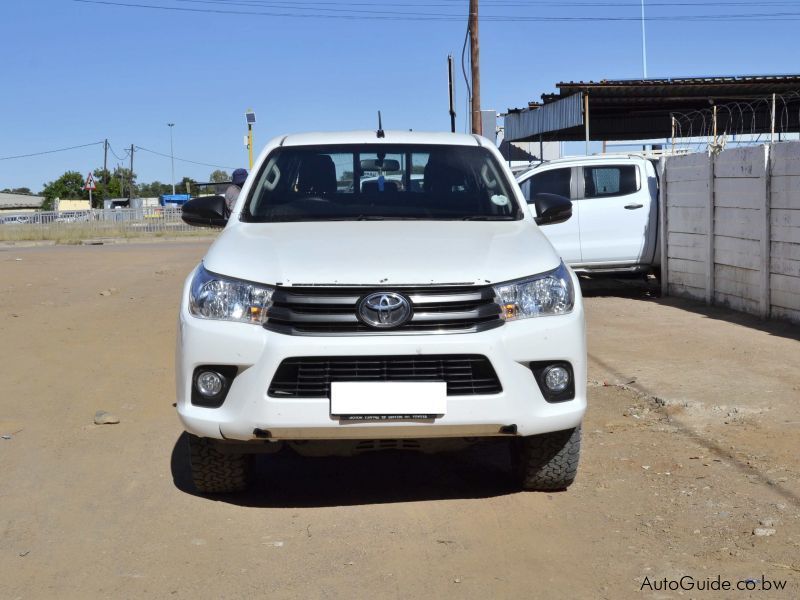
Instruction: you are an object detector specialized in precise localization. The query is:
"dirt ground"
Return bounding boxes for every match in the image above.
[1,240,798,599]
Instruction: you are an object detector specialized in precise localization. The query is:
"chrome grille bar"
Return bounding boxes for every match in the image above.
[265,284,503,336]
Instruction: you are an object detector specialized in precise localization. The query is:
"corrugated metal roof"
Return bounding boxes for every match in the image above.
[505,74,800,142]
[0,193,45,209]
[548,75,800,102]
[504,93,583,142]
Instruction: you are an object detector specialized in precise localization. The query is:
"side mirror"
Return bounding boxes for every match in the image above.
[532,193,572,226]
[181,196,227,228]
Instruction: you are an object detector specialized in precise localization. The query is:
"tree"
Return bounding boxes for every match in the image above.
[1,187,32,195]
[209,169,229,183]
[111,167,137,200]
[91,168,113,207]
[178,176,198,195]
[137,181,173,199]
[40,167,142,210]
[41,171,86,210]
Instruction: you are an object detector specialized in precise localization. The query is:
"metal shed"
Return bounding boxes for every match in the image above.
[504,75,800,143]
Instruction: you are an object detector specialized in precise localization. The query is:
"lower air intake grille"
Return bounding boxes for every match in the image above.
[268,354,502,398]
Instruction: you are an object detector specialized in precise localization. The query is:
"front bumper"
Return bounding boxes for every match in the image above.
[176,276,587,441]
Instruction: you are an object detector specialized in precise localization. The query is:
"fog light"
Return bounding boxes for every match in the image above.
[196,370,224,397]
[543,365,570,393]
[529,361,574,403]
[191,365,237,408]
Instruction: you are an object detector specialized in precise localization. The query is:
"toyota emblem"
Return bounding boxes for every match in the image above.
[358,292,412,328]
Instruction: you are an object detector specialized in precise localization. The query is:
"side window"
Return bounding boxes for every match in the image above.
[519,179,532,202]
[410,153,429,192]
[583,165,639,198]
[529,168,571,201]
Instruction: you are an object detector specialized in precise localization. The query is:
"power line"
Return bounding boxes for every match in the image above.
[0,141,104,161]
[0,138,233,172]
[134,145,236,170]
[70,0,800,21]
[70,0,800,20]
[144,0,800,7]
[107,143,129,162]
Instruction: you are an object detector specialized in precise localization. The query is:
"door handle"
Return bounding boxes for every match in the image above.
[624,203,644,210]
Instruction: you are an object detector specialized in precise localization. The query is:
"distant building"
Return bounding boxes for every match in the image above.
[56,199,90,211]
[0,192,45,213]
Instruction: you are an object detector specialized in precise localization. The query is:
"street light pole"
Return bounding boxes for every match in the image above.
[168,123,176,195]
[245,109,256,170]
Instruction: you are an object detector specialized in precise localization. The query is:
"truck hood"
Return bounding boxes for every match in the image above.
[202,220,561,286]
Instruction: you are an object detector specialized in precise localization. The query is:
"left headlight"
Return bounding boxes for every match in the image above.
[493,262,575,320]
[189,264,274,324]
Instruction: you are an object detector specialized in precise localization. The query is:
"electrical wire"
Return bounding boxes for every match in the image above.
[107,143,129,162]
[139,0,800,9]
[134,145,236,170]
[0,141,104,161]
[461,23,471,134]
[71,0,800,21]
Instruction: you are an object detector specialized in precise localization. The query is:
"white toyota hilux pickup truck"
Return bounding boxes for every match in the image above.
[516,154,661,277]
[176,130,586,494]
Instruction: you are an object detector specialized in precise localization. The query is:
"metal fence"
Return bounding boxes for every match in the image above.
[0,206,204,237]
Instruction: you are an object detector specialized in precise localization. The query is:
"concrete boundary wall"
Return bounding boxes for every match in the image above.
[661,142,800,324]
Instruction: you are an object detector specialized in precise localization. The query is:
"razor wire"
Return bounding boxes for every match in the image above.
[669,91,800,154]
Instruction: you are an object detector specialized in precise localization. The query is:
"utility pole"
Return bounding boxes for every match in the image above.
[129,144,134,200]
[102,139,108,204]
[469,0,481,135]
[447,54,456,133]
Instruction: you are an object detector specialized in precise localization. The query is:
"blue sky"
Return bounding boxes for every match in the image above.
[2,0,799,191]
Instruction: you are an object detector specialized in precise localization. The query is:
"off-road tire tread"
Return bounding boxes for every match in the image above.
[188,434,253,494]
[516,427,581,491]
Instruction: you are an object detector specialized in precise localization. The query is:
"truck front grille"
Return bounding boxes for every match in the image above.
[268,355,503,398]
[264,285,503,336]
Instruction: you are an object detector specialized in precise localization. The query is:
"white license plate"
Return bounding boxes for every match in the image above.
[330,381,447,417]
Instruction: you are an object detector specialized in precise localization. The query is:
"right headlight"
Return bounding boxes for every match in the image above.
[189,264,274,324]
[493,262,574,320]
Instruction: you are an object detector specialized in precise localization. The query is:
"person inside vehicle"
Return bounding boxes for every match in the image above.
[225,168,248,213]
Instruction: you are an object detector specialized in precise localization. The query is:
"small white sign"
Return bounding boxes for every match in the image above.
[331,381,446,416]
[84,172,96,191]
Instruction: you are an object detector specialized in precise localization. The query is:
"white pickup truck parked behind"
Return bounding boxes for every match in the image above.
[516,154,660,276]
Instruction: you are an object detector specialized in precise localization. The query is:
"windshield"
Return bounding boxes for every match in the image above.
[242,144,522,222]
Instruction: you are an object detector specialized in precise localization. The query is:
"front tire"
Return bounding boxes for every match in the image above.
[513,427,581,491]
[187,434,254,494]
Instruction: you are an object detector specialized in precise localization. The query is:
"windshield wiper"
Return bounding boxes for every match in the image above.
[460,215,515,221]
[322,215,385,221]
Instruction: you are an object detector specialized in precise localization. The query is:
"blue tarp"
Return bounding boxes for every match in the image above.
[159,194,191,206]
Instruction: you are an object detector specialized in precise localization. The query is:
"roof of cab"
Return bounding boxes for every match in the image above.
[534,154,653,167]
[279,130,484,148]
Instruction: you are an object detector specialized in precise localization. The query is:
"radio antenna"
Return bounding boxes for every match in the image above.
[377,111,385,138]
